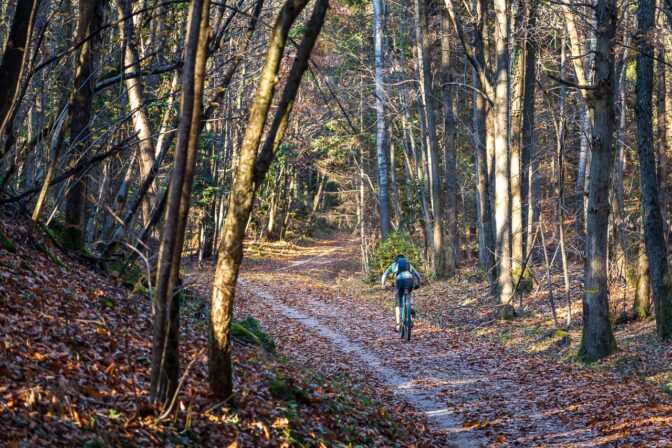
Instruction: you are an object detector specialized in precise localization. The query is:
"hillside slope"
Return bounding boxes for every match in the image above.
[0,210,430,447]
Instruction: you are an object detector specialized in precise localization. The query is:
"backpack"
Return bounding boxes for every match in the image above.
[396,257,410,273]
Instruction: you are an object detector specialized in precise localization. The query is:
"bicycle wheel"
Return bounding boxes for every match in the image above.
[405,299,412,341]
[400,294,406,339]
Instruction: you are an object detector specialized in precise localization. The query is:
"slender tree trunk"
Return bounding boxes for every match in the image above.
[150,0,211,405]
[656,28,668,234]
[0,0,41,146]
[521,0,538,262]
[444,0,496,287]
[62,0,103,251]
[389,141,401,228]
[613,40,629,279]
[201,142,219,258]
[634,218,652,317]
[441,7,458,275]
[635,0,672,339]
[557,38,572,327]
[414,0,445,277]
[563,4,592,239]
[32,109,68,222]
[115,0,157,225]
[373,0,390,240]
[360,142,368,272]
[23,93,42,192]
[209,0,324,399]
[579,0,617,361]
[494,0,513,316]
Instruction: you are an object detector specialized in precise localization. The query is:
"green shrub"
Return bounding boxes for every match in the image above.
[367,232,423,283]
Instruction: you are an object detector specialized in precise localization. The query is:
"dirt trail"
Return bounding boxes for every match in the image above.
[211,235,672,447]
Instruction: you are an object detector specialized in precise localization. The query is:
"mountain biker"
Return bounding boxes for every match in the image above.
[381,254,421,332]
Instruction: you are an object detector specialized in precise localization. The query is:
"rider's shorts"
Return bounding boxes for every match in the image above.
[395,277,414,306]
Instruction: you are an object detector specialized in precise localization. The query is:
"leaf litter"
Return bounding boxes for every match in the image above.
[228,233,672,447]
[0,211,433,447]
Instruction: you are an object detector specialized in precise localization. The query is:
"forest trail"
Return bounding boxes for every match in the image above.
[187,234,672,447]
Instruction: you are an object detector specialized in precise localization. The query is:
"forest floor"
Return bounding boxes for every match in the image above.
[3,209,672,447]
[210,232,672,447]
[0,211,432,447]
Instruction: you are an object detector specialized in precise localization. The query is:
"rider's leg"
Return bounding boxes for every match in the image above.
[395,288,401,326]
[408,290,415,317]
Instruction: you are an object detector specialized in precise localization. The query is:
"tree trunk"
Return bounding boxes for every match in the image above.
[612,39,629,280]
[521,0,538,263]
[150,0,211,405]
[62,0,103,251]
[656,30,668,235]
[115,0,157,225]
[494,0,513,316]
[441,7,458,275]
[209,0,324,399]
[634,219,652,318]
[557,38,571,327]
[635,0,672,340]
[0,0,41,146]
[389,141,401,228]
[444,0,494,293]
[579,0,617,361]
[562,4,593,239]
[414,0,445,277]
[373,0,390,240]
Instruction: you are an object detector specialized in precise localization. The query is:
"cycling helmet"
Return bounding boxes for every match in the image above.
[394,254,405,262]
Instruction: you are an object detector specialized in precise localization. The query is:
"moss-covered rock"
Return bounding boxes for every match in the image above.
[231,316,275,351]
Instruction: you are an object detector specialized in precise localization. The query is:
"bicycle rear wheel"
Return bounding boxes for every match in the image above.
[400,294,407,339]
[405,300,412,341]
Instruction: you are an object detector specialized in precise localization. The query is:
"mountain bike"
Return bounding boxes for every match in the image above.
[399,288,412,341]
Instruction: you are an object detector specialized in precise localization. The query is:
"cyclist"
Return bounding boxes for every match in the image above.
[381,254,421,332]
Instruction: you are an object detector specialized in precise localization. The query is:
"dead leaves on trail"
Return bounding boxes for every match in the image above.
[237,234,672,447]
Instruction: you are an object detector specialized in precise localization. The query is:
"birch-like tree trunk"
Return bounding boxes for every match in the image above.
[115,0,157,225]
[562,4,593,238]
[494,0,513,316]
[373,0,390,240]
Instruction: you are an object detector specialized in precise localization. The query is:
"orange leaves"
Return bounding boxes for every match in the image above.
[462,419,481,429]
[104,362,117,377]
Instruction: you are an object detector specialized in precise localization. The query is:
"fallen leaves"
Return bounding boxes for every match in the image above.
[1,213,424,447]
[233,233,672,447]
